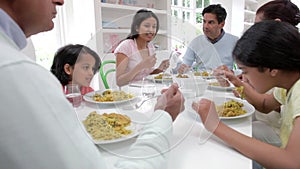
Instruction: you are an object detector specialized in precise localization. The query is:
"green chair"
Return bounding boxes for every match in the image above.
[99,60,116,89]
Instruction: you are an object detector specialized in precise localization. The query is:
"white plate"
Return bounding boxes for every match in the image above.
[186,96,255,120]
[146,74,173,83]
[83,90,137,105]
[193,74,215,79]
[207,80,235,91]
[197,75,215,79]
[214,96,255,120]
[128,80,155,88]
[81,109,148,144]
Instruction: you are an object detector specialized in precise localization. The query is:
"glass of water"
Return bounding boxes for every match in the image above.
[161,73,173,87]
[64,84,82,108]
[141,83,156,98]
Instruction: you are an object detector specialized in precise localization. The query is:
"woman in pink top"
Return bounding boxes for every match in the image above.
[114,9,169,87]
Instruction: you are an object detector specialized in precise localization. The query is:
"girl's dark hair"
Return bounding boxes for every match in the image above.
[256,0,300,26]
[202,4,227,24]
[126,9,159,40]
[233,20,300,72]
[50,44,101,86]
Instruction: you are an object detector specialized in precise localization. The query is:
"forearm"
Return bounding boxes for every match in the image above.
[117,64,144,86]
[214,122,297,169]
[244,88,268,113]
[242,85,275,113]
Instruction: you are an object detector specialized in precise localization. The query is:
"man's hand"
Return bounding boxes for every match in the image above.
[158,59,170,71]
[178,64,190,74]
[154,83,185,121]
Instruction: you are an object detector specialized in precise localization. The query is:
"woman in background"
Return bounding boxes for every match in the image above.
[114,9,169,87]
[51,44,101,95]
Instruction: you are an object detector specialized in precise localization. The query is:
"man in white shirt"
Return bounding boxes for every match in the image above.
[0,0,184,169]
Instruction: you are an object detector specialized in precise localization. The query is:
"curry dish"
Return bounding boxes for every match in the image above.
[92,90,134,102]
[154,73,172,79]
[216,99,246,117]
[194,71,210,77]
[83,111,132,141]
[176,74,189,78]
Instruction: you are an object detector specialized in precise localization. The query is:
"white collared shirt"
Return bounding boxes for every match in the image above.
[0,8,27,49]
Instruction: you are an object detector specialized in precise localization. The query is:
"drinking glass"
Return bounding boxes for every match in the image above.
[64,84,82,108]
[141,83,156,98]
[161,73,173,87]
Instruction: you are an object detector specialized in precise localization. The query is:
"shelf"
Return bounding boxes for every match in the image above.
[245,0,258,5]
[244,10,256,15]
[244,22,254,26]
[243,0,258,35]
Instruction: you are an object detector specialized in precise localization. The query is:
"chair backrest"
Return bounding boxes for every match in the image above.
[99,60,116,89]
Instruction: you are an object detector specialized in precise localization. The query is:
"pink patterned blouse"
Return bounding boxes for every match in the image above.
[114,39,155,81]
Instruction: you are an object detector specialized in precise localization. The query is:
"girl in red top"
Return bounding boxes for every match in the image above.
[51,44,101,95]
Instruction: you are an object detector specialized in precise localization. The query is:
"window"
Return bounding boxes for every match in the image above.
[173,10,178,17]
[196,12,202,23]
[182,0,191,7]
[196,0,202,8]
[171,0,210,51]
[173,0,178,6]
[182,11,191,21]
[196,0,209,8]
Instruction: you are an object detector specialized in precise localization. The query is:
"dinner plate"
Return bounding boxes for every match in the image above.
[83,90,138,105]
[193,73,215,80]
[214,96,255,120]
[128,80,154,88]
[207,79,235,91]
[81,109,148,144]
[146,74,173,83]
[195,75,215,79]
[186,96,255,120]
[193,71,215,79]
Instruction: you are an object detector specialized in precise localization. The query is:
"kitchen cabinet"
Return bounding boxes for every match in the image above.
[244,0,258,31]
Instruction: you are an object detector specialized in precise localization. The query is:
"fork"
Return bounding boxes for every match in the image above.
[122,95,160,110]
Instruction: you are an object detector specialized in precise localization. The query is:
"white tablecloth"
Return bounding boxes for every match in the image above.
[77,84,253,169]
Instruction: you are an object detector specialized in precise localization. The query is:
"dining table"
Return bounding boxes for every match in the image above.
[76,79,253,169]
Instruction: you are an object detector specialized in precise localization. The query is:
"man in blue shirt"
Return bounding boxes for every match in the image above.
[178,4,238,74]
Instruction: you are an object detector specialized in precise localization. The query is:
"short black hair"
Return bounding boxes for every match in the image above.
[202,4,227,24]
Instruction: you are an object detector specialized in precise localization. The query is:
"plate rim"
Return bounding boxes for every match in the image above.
[82,109,145,144]
[207,81,235,91]
[216,96,255,120]
[93,123,143,144]
[186,96,255,120]
[146,74,173,83]
[83,90,137,105]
